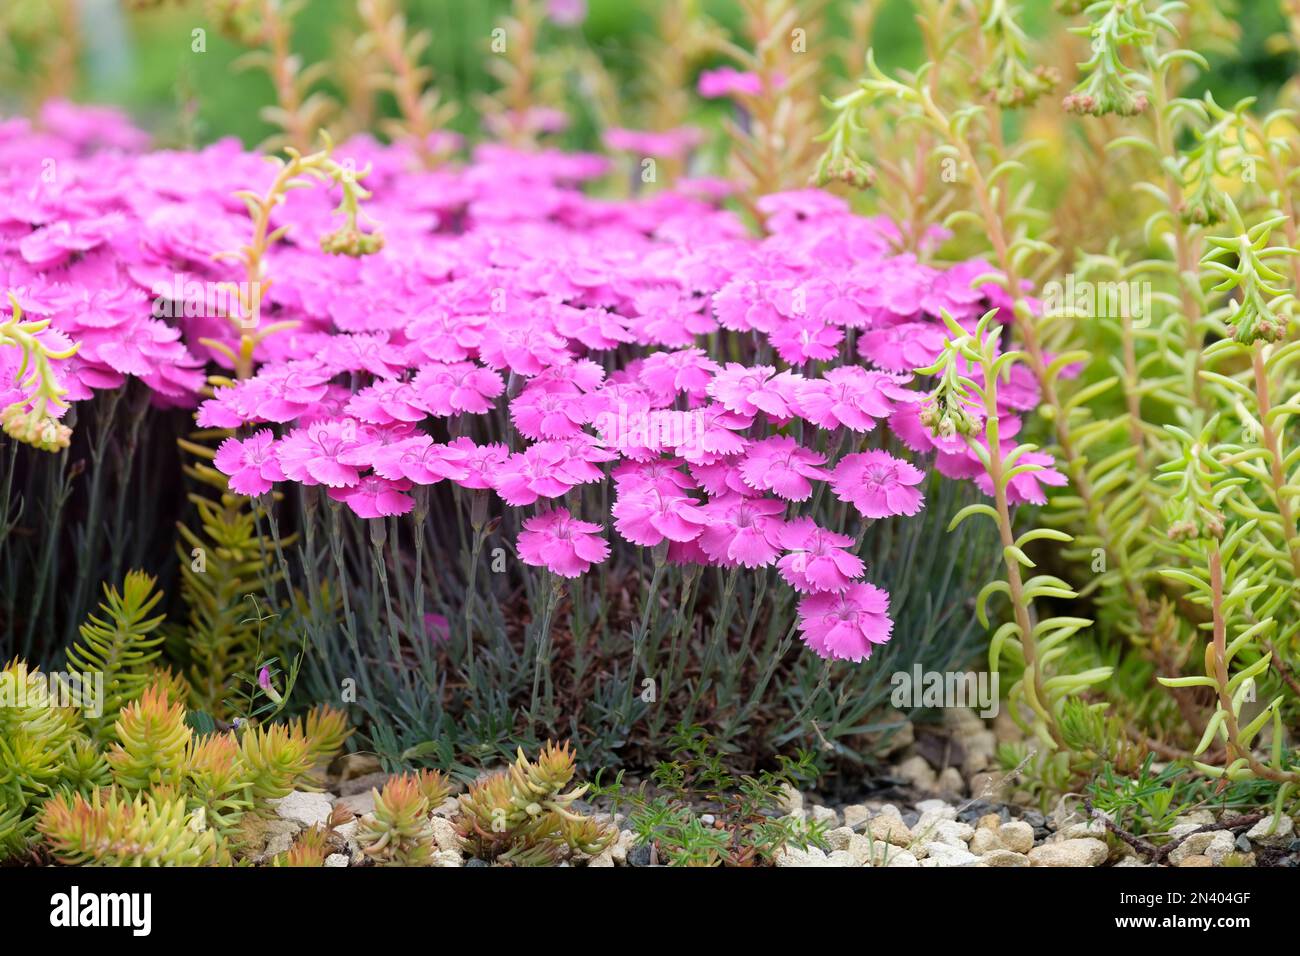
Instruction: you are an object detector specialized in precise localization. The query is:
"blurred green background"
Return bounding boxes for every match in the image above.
[0,0,1291,149]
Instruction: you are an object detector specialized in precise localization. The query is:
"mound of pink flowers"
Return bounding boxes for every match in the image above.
[0,102,1064,663]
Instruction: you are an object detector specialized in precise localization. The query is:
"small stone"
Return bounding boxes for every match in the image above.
[998,820,1035,855]
[925,819,975,848]
[1235,834,1252,853]
[429,816,461,855]
[846,834,873,866]
[842,804,870,830]
[628,843,654,867]
[961,729,998,777]
[884,849,920,868]
[1114,857,1151,867]
[333,752,382,783]
[1167,822,1202,841]
[1245,814,1295,845]
[1174,810,1216,827]
[336,792,375,817]
[1221,851,1256,867]
[1058,819,1107,840]
[611,830,635,865]
[431,849,462,868]
[1028,838,1108,867]
[587,850,616,867]
[919,842,980,867]
[826,850,859,867]
[937,766,966,796]
[810,805,840,828]
[773,845,829,867]
[825,827,855,852]
[700,813,716,826]
[324,853,349,868]
[1204,831,1236,866]
[272,791,335,829]
[981,849,1031,867]
[430,797,459,818]
[897,755,938,791]
[260,819,302,859]
[337,771,389,797]
[975,813,1002,832]
[1021,810,1046,829]
[1169,830,1233,866]
[868,813,913,847]
[915,799,955,818]
[969,829,1003,855]
[1178,854,1213,867]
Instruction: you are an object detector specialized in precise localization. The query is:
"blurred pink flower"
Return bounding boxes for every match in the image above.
[697,67,764,99]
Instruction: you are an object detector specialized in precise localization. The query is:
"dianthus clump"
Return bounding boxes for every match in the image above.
[1,101,1067,666]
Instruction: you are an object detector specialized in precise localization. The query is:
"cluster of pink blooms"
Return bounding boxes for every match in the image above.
[0,102,1066,663]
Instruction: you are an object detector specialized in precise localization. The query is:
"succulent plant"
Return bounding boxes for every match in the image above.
[457,742,614,866]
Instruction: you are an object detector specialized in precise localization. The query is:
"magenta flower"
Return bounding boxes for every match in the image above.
[797,583,893,662]
[697,67,764,99]
[445,438,512,490]
[371,435,462,484]
[768,318,843,365]
[403,312,484,363]
[796,367,915,433]
[517,507,610,577]
[612,458,697,496]
[688,455,751,497]
[413,361,504,416]
[708,364,801,419]
[830,450,926,519]
[776,519,864,593]
[696,494,786,568]
[974,447,1068,505]
[545,0,587,27]
[511,382,589,439]
[276,420,365,488]
[612,488,708,547]
[638,348,719,402]
[213,430,286,496]
[713,279,783,333]
[345,378,430,424]
[603,126,703,160]
[676,404,752,462]
[478,318,571,376]
[493,443,578,505]
[329,475,414,518]
[739,436,828,502]
[857,322,948,373]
